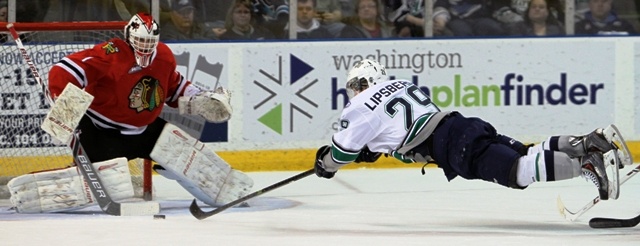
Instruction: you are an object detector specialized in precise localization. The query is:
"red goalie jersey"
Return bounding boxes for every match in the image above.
[48,38,194,133]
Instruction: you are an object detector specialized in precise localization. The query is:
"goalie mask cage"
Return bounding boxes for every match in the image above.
[0,21,153,201]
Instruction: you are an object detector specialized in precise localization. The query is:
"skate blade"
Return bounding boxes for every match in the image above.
[603,124,633,167]
[603,149,621,200]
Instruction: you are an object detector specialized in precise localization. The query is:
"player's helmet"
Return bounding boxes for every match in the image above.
[346,59,388,98]
[124,13,159,68]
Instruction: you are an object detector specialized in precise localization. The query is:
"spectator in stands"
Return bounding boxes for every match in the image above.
[14,0,48,22]
[575,0,637,35]
[611,0,640,33]
[286,0,333,39]
[434,0,506,37]
[253,0,290,39]
[201,0,232,38]
[387,0,453,37]
[161,0,217,41]
[0,0,6,22]
[507,0,565,36]
[575,0,590,21]
[387,0,425,37]
[339,0,356,19]
[0,0,6,43]
[339,0,395,39]
[316,0,346,37]
[219,0,276,40]
[492,0,525,31]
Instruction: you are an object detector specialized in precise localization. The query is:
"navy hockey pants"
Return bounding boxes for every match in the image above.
[430,112,524,188]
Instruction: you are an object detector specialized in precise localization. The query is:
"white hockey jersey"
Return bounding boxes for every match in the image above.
[330,79,440,164]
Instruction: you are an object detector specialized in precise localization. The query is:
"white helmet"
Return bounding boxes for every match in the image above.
[124,13,159,68]
[346,59,388,98]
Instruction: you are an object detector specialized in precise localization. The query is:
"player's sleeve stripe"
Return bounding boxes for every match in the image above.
[331,138,359,164]
[401,112,434,146]
[168,74,188,102]
[56,57,88,87]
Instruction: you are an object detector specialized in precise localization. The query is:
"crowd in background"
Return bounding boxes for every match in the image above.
[1,0,639,41]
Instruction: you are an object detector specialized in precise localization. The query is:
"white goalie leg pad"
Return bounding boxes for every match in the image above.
[7,157,134,213]
[41,83,94,144]
[150,123,253,206]
[178,87,232,123]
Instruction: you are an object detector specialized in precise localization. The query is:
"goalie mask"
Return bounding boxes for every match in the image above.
[125,13,160,68]
[346,59,388,98]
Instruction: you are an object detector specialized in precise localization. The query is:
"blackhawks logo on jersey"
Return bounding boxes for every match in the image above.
[102,42,119,54]
[129,76,164,112]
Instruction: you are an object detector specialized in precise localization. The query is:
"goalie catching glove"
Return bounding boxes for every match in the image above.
[7,157,134,213]
[179,86,232,123]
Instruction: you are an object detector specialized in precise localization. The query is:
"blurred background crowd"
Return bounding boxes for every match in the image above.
[1,0,638,41]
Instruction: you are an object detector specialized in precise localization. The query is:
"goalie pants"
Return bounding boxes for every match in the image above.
[77,115,166,162]
[430,112,525,188]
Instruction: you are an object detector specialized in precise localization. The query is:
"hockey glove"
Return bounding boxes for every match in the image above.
[314,145,336,179]
[178,87,232,123]
[354,146,382,163]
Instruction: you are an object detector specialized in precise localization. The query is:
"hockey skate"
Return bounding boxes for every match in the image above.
[602,124,633,167]
[577,124,632,168]
[581,150,621,200]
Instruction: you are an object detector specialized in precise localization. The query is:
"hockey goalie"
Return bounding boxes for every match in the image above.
[7,13,253,213]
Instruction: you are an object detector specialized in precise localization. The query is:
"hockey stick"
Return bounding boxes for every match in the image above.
[7,23,158,216]
[8,23,93,144]
[557,163,640,222]
[69,132,121,215]
[589,213,640,228]
[190,169,316,220]
[6,23,54,105]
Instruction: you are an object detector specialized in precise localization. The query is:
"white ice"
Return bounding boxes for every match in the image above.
[1,167,639,246]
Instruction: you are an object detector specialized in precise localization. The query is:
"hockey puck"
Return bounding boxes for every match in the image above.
[153,214,166,220]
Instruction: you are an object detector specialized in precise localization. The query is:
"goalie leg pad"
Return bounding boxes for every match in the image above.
[7,157,134,213]
[150,123,253,206]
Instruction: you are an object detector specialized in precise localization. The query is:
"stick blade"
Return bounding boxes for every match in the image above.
[189,199,211,220]
[589,216,640,229]
[120,202,161,216]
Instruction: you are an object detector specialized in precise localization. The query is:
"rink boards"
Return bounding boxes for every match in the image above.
[2,37,640,174]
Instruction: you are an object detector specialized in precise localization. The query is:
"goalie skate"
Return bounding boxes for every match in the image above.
[602,124,633,167]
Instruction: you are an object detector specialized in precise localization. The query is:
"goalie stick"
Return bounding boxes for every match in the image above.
[589,213,640,229]
[6,23,54,105]
[69,132,121,215]
[7,23,158,216]
[9,23,93,144]
[557,163,640,222]
[190,169,315,220]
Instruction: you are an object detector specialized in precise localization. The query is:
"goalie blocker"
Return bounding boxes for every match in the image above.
[150,123,253,206]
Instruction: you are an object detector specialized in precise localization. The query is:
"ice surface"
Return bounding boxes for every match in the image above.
[1,167,639,246]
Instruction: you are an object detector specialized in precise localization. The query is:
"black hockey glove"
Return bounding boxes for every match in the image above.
[314,145,336,179]
[354,146,382,163]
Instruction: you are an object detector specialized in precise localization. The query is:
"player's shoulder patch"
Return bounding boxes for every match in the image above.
[101,42,120,55]
[340,119,349,129]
